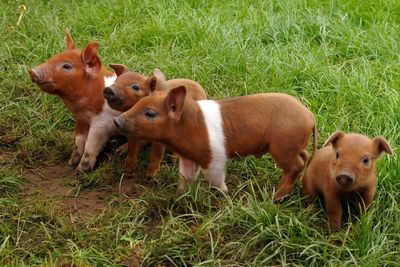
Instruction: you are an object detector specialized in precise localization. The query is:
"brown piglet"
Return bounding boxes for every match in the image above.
[103,65,207,176]
[302,131,393,231]
[29,32,119,172]
[113,86,317,200]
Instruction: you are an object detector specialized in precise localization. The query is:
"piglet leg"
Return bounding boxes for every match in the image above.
[202,165,228,193]
[178,157,200,193]
[325,192,343,232]
[68,134,87,167]
[274,153,305,201]
[124,138,140,175]
[146,142,165,177]
[76,127,110,172]
[359,188,376,212]
[68,121,89,167]
[301,174,316,204]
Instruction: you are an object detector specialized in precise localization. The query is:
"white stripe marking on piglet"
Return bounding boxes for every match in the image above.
[104,74,117,88]
[198,100,228,191]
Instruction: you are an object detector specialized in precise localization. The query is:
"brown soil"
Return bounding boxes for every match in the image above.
[21,163,151,222]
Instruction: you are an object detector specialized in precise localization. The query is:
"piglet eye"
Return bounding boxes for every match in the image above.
[362,156,370,166]
[131,84,140,91]
[62,62,72,70]
[144,109,158,120]
[336,151,340,159]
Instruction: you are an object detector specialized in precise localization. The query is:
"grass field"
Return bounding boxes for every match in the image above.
[1,0,399,266]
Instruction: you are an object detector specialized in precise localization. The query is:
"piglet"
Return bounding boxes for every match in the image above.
[113,86,317,200]
[29,32,119,172]
[103,65,207,176]
[302,131,393,231]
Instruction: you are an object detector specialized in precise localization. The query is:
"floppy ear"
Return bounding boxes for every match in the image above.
[165,86,186,121]
[153,68,166,81]
[65,31,76,50]
[109,63,129,76]
[82,42,102,77]
[372,136,393,157]
[147,73,168,93]
[323,131,345,148]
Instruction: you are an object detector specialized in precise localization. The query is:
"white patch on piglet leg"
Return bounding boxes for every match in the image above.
[76,101,120,172]
[198,100,228,193]
[202,166,228,193]
[178,157,200,193]
[77,128,110,172]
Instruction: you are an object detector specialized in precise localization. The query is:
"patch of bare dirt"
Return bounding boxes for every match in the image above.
[120,243,146,267]
[0,132,19,147]
[0,150,15,163]
[21,163,151,222]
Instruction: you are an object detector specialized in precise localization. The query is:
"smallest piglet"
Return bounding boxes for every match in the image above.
[302,131,393,231]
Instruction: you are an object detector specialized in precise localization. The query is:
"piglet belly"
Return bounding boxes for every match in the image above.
[224,123,269,158]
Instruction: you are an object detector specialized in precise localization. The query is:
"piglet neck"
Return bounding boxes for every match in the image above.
[164,102,211,169]
[85,67,114,95]
[63,67,115,115]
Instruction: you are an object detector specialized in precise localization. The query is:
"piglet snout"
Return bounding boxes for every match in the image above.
[113,116,126,131]
[104,86,117,100]
[29,68,42,83]
[336,173,355,187]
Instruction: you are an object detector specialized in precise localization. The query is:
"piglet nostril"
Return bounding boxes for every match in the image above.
[103,86,116,99]
[113,117,126,130]
[28,68,40,83]
[336,174,354,186]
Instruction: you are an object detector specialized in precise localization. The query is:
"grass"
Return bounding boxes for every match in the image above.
[1,0,399,265]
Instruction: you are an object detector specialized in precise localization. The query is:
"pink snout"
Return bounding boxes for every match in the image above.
[28,68,43,83]
[113,116,127,131]
[336,172,355,187]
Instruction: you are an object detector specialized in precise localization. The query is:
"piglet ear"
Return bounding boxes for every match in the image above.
[373,136,393,157]
[153,68,166,81]
[323,131,345,148]
[165,86,186,121]
[147,69,168,93]
[109,63,128,76]
[82,42,102,77]
[65,31,76,50]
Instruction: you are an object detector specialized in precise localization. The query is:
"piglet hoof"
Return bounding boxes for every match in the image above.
[171,155,179,165]
[68,151,82,167]
[329,224,341,233]
[145,165,160,177]
[214,182,228,195]
[274,181,295,202]
[124,163,137,176]
[123,171,135,178]
[177,187,185,195]
[76,155,96,173]
[274,190,291,202]
[76,162,90,173]
[116,143,128,155]
[177,177,188,194]
[123,166,136,178]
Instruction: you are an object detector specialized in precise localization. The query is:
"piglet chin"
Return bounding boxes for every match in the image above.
[107,99,124,111]
[113,117,126,131]
[113,116,136,136]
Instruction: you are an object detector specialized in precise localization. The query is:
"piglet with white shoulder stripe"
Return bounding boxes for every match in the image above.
[29,32,120,172]
[114,86,317,200]
[103,65,207,177]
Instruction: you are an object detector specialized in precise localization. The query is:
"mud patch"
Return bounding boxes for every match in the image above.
[21,164,152,222]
